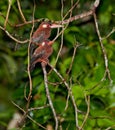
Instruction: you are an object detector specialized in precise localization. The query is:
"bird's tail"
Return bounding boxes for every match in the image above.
[29,44,36,59]
[29,43,37,71]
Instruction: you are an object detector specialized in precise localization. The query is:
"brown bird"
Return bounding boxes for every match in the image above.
[30,21,62,58]
[31,21,63,44]
[30,39,53,70]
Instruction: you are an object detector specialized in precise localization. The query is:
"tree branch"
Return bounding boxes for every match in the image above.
[41,63,58,130]
[0,25,29,44]
[93,13,112,83]
[48,63,79,129]
[17,0,27,22]
[4,0,12,28]
[80,95,90,129]
[11,100,46,129]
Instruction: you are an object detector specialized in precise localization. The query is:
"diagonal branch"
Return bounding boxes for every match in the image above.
[17,0,27,22]
[48,63,79,129]
[67,42,81,75]
[93,13,112,83]
[41,63,58,130]
[4,0,12,28]
[13,0,100,28]
[0,25,29,43]
[56,0,100,24]
[102,27,115,40]
[80,95,90,129]
[11,100,46,129]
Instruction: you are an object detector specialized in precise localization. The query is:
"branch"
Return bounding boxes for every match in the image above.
[0,25,29,44]
[14,18,44,27]
[13,0,100,28]
[4,0,12,28]
[0,0,100,45]
[22,1,36,127]
[55,0,75,65]
[102,27,115,40]
[80,95,90,129]
[67,42,81,75]
[48,63,79,129]
[93,13,112,83]
[0,12,13,26]
[51,0,100,47]
[11,100,46,129]
[62,0,79,21]
[25,0,36,117]
[17,0,27,22]
[56,0,100,24]
[41,63,58,130]
[28,104,50,111]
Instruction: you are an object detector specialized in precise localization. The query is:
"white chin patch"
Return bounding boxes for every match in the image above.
[42,24,48,28]
[42,42,45,46]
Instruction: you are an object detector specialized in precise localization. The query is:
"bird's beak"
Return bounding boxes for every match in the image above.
[50,23,63,28]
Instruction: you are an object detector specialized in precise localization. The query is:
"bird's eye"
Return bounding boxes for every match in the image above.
[42,24,48,28]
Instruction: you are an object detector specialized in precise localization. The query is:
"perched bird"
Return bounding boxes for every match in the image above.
[30,40,53,70]
[30,21,62,58]
[31,21,63,45]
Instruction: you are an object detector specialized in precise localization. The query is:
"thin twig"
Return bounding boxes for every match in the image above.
[54,0,64,66]
[93,13,112,83]
[22,1,36,125]
[62,0,79,20]
[14,18,44,27]
[14,9,92,27]
[28,104,50,111]
[26,0,36,113]
[4,0,12,28]
[24,83,28,101]
[13,0,99,28]
[85,80,103,91]
[64,91,70,111]
[54,0,75,65]
[57,0,100,24]
[67,42,81,75]
[53,0,64,66]
[52,0,100,45]
[41,63,58,130]
[11,100,46,129]
[48,63,79,129]
[0,0,100,45]
[0,25,29,43]
[47,81,63,86]
[105,125,115,130]
[27,115,46,130]
[80,95,90,129]
[59,10,92,24]
[0,12,13,26]
[102,27,115,40]
[17,0,27,22]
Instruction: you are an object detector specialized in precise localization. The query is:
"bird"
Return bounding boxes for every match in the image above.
[30,39,53,70]
[30,21,63,59]
[31,21,63,45]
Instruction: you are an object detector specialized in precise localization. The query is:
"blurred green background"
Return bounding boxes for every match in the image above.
[0,0,115,129]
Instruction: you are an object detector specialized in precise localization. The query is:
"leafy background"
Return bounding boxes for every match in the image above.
[0,0,115,130]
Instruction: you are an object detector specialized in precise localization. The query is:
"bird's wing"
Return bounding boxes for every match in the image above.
[32,31,45,43]
[30,49,45,64]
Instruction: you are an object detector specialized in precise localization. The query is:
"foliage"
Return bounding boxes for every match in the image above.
[0,0,115,130]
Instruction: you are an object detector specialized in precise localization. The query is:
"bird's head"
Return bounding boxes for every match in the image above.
[31,21,63,44]
[39,21,63,30]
